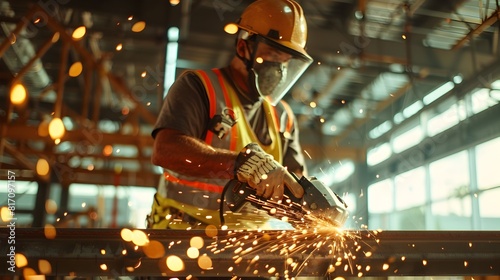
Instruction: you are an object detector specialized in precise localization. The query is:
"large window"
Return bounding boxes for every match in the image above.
[364,75,500,231]
[392,125,424,153]
[393,167,426,229]
[394,167,426,210]
[429,151,471,229]
[368,179,393,229]
[475,137,500,229]
[0,180,37,226]
[427,102,463,137]
[367,142,391,166]
[470,87,499,115]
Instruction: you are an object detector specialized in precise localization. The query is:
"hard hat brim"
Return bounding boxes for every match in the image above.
[231,24,313,62]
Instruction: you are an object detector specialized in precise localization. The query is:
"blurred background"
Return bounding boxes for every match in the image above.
[0,0,499,231]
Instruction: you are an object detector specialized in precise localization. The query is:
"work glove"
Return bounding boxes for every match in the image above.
[234,143,304,200]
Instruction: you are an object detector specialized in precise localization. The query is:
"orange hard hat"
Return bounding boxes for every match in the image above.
[225,0,311,60]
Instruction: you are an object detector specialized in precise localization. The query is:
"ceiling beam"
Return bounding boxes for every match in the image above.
[0,7,36,57]
[367,57,500,148]
[306,27,496,79]
[175,23,497,81]
[40,0,172,27]
[15,145,152,163]
[0,166,159,187]
[23,4,158,125]
[2,141,50,183]
[5,124,154,146]
[330,80,414,147]
[452,9,500,50]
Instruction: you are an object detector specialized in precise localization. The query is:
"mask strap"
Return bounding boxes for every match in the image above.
[235,37,258,72]
[235,36,264,102]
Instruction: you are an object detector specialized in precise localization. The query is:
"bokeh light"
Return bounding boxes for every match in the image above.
[68,62,83,77]
[10,82,27,105]
[103,145,113,156]
[1,207,12,221]
[166,255,184,272]
[22,268,37,279]
[131,229,149,246]
[204,225,218,237]
[121,228,133,241]
[189,236,204,249]
[143,240,165,259]
[44,224,57,239]
[45,199,57,214]
[36,158,50,176]
[72,26,86,40]
[38,119,49,137]
[48,117,65,140]
[197,254,213,270]
[131,21,146,32]
[224,23,238,34]
[38,259,52,274]
[186,247,199,259]
[15,253,28,268]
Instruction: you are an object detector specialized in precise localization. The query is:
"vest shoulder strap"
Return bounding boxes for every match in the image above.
[192,69,236,148]
[274,99,295,134]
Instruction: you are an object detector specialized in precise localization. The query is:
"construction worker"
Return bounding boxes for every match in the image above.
[148,0,314,230]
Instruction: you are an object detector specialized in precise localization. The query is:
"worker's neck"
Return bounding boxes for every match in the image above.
[228,58,248,91]
[228,58,261,104]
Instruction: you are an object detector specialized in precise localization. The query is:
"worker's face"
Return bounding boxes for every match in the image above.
[244,41,290,102]
[253,42,293,63]
[237,37,312,105]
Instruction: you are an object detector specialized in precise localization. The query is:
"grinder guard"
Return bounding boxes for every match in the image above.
[222,173,349,228]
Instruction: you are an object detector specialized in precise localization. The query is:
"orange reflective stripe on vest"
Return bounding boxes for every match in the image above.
[163,170,223,193]
[272,100,294,134]
[213,68,238,151]
[281,100,295,133]
[197,70,217,145]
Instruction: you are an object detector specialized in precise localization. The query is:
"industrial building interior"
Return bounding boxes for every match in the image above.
[0,0,499,278]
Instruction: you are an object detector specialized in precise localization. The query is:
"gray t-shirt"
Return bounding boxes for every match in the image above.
[152,68,306,173]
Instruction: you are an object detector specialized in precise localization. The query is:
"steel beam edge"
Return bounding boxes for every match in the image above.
[0,228,499,278]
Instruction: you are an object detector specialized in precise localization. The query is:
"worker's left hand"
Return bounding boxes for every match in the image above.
[234,143,303,200]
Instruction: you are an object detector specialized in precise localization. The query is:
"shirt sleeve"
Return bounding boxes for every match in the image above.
[152,71,209,139]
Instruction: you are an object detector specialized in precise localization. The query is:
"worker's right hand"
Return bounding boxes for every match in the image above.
[234,143,304,200]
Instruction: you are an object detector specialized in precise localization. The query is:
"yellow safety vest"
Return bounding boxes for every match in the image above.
[149,68,295,229]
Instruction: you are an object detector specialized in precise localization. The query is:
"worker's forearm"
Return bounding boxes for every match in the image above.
[152,129,237,179]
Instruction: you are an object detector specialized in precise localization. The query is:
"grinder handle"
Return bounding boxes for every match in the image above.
[223,171,304,213]
[284,171,304,198]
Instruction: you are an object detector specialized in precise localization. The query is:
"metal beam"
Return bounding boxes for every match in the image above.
[2,141,49,183]
[0,229,498,278]
[4,124,154,146]
[12,33,58,82]
[31,180,50,227]
[23,4,158,125]
[0,166,159,187]
[3,123,157,185]
[331,81,413,146]
[0,7,36,58]
[452,9,500,50]
[54,42,69,119]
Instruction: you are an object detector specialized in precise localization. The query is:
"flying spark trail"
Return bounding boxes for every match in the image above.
[209,195,379,279]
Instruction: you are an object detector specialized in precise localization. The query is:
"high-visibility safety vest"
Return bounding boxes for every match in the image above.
[150,68,295,229]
